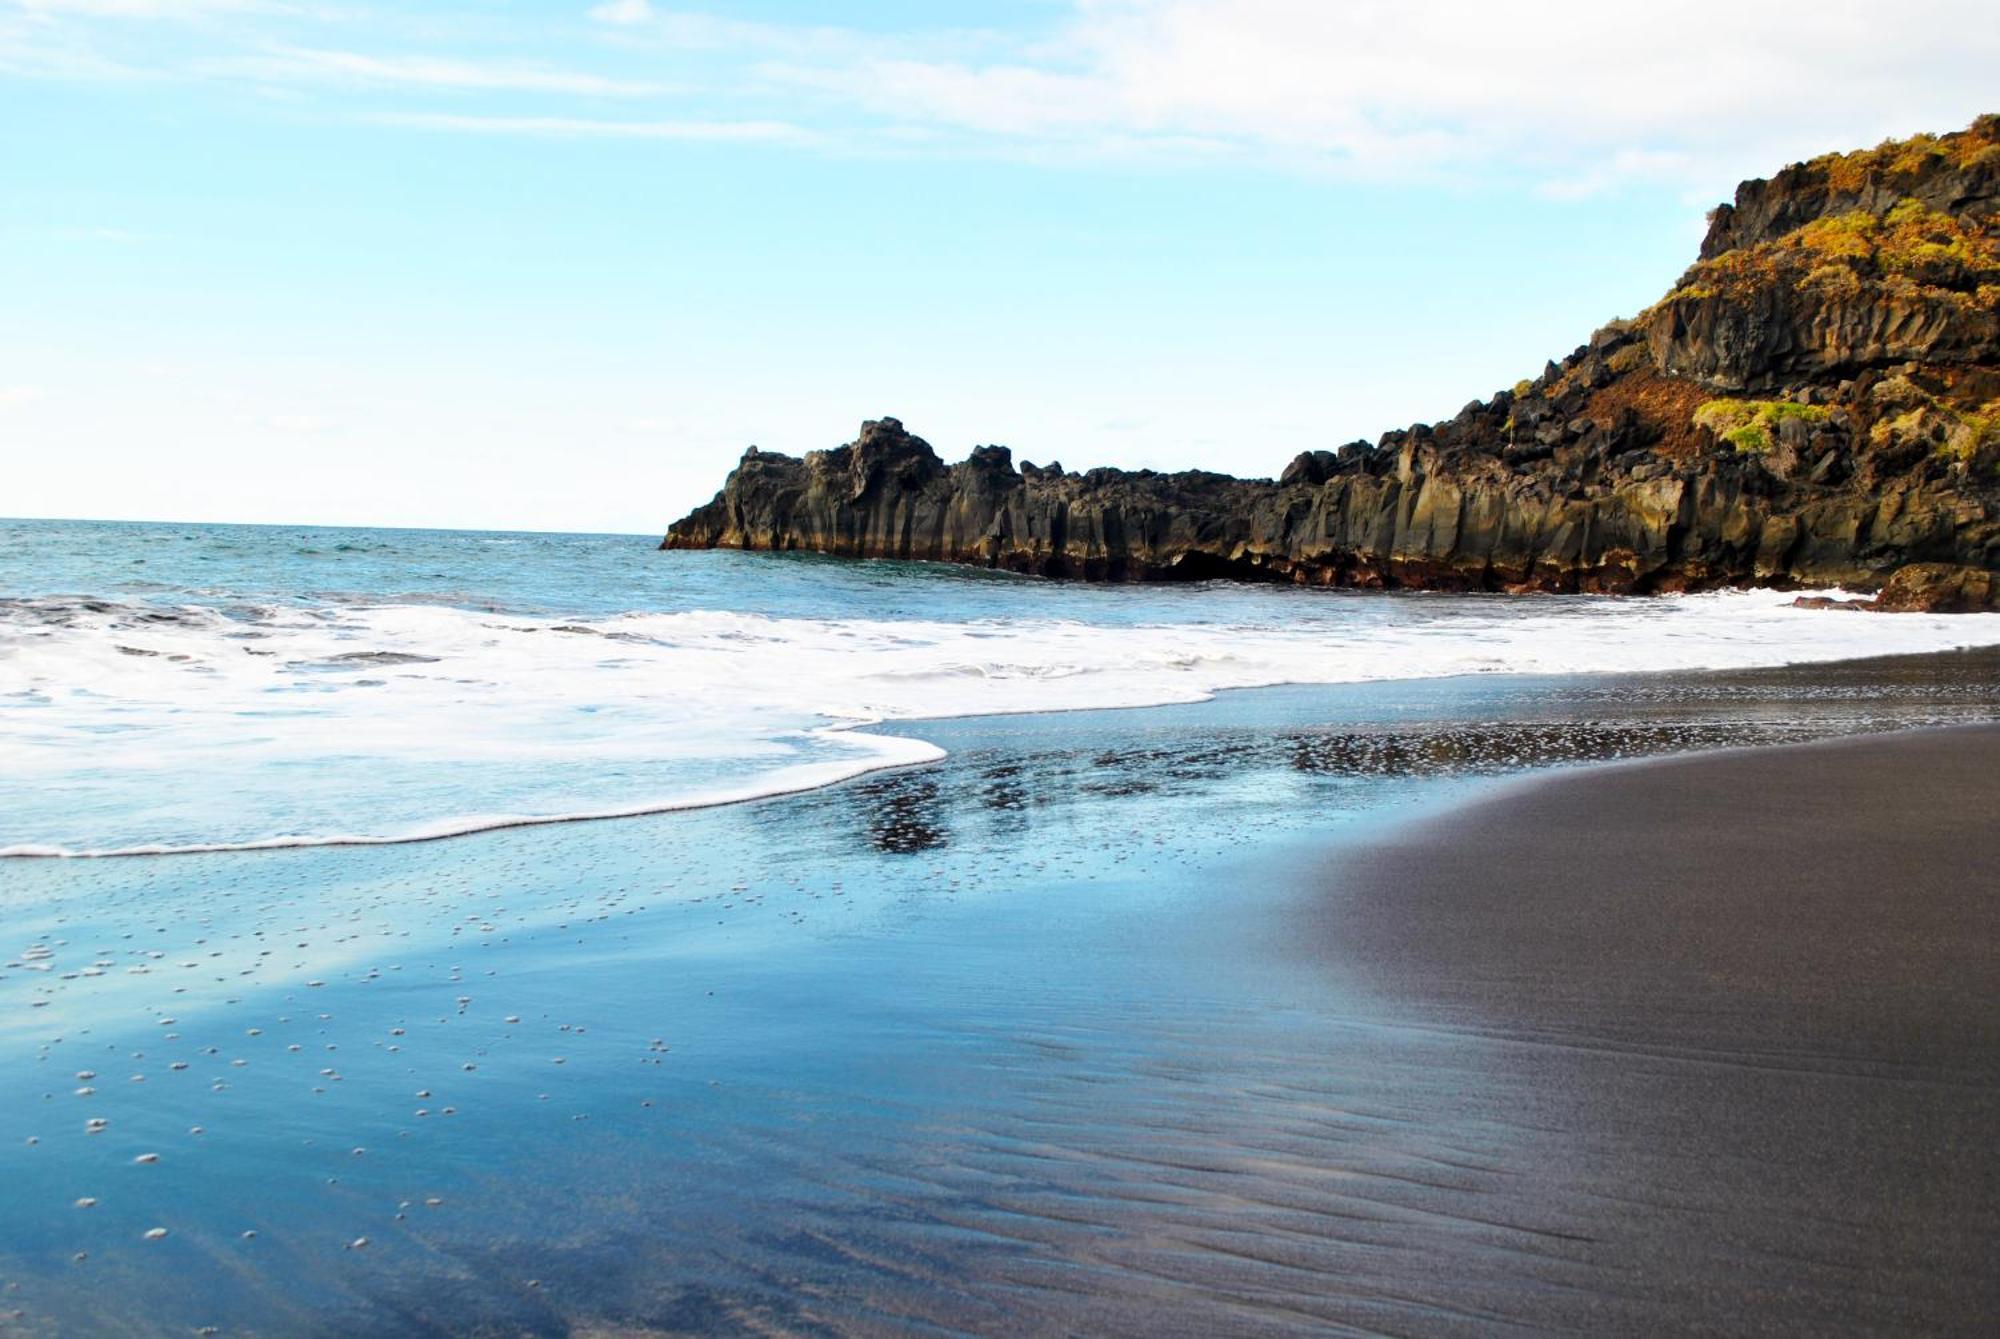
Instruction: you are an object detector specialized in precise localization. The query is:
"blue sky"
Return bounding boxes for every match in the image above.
[3,1,1994,532]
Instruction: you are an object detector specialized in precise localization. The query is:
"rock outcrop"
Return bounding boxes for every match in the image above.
[664,117,2000,596]
[1869,562,2000,612]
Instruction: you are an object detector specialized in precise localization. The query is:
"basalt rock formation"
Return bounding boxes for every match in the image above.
[664,117,2000,600]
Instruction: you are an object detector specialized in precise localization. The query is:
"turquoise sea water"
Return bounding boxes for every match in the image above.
[3,519,2000,1334]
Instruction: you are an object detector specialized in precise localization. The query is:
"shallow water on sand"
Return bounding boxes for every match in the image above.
[3,652,1996,1336]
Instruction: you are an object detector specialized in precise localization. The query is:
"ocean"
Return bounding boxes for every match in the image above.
[4,518,2000,1334]
[7,518,2000,857]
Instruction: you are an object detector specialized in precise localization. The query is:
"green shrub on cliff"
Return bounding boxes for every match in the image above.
[1693,399,1829,453]
[1671,169,1998,313]
[1795,210,1877,260]
[1607,344,1649,375]
[1800,262,1864,296]
[1690,199,1999,304]
[1805,116,2000,192]
[1869,395,2000,466]
[1953,403,2000,465]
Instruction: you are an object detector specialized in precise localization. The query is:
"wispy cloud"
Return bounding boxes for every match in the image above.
[35,223,143,242]
[260,412,337,433]
[745,0,2000,190]
[0,385,45,405]
[0,30,140,77]
[372,111,813,144]
[8,0,1996,196]
[586,0,651,27]
[218,44,667,96]
[581,4,945,64]
[6,0,284,15]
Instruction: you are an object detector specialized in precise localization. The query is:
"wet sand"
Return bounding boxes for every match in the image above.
[7,661,2000,1336]
[1303,724,2000,1335]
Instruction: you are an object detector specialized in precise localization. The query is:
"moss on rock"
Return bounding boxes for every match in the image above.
[1693,399,1831,453]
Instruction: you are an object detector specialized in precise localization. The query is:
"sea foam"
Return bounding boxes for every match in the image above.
[6,585,2000,855]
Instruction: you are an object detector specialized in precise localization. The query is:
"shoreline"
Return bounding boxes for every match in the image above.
[1296,723,2000,1331]
[16,639,2000,861]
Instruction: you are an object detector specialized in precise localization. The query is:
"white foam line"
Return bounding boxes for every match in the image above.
[2,726,944,860]
[11,588,2000,859]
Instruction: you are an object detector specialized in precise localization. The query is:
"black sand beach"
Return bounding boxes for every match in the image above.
[8,659,2000,1337]
[1304,725,2000,1335]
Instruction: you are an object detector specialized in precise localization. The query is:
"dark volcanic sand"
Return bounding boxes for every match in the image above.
[9,659,2000,1338]
[1302,724,2000,1336]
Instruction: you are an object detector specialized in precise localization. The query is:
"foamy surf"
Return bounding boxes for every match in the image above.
[0,727,946,859]
[7,543,2000,856]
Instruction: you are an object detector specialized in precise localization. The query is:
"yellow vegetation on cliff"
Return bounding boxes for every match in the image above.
[1657,116,1999,313]
[1807,114,2000,193]
[1868,393,2000,465]
[1692,399,1830,453]
[1681,196,1997,307]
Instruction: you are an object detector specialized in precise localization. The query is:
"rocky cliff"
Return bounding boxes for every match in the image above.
[664,117,2000,602]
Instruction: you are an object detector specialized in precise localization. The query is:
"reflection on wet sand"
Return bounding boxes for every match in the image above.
[1,650,1996,1334]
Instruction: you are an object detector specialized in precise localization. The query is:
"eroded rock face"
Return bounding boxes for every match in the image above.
[665,118,2000,598]
[665,406,1995,592]
[1645,283,1997,392]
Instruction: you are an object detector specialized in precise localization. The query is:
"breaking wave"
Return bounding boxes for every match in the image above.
[7,565,2000,856]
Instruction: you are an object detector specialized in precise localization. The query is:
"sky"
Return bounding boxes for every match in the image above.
[3,1,1995,533]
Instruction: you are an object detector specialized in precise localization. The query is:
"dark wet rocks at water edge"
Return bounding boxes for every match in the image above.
[1794,562,2000,611]
[1869,560,1999,611]
[664,116,2000,602]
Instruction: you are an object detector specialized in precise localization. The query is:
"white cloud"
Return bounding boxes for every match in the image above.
[7,0,279,15]
[9,0,1995,196]
[0,385,43,405]
[372,112,811,143]
[225,45,666,96]
[261,413,336,433]
[587,0,651,26]
[755,0,2000,191]
[0,8,139,75]
[35,223,142,242]
[581,6,942,64]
